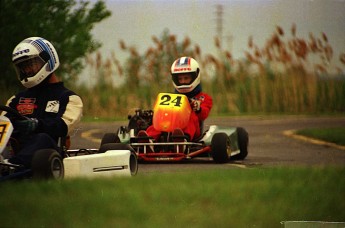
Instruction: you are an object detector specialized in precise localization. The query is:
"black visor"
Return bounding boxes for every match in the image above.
[14,56,45,81]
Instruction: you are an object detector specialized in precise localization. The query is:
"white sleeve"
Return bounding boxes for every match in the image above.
[61,95,83,134]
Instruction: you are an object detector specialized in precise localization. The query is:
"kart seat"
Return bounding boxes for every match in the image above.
[58,135,71,157]
[191,121,204,142]
[64,135,71,150]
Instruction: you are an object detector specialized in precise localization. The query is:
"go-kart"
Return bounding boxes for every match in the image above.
[0,105,138,182]
[102,93,249,163]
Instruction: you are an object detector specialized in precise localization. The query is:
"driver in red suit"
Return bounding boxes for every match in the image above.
[138,57,213,150]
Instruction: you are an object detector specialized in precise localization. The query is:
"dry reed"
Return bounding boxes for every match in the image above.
[78,25,345,118]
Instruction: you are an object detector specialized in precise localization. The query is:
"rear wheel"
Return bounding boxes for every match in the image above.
[31,149,64,180]
[99,143,134,153]
[231,127,249,160]
[211,133,231,163]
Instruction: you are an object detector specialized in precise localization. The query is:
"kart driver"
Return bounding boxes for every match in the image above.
[1,37,83,168]
[138,56,213,150]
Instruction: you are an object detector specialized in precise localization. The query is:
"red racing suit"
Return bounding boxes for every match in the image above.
[146,91,213,141]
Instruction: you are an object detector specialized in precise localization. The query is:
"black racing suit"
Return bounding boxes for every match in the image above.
[3,82,83,167]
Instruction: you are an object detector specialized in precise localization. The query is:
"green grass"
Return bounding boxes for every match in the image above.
[296,127,345,146]
[0,167,344,227]
[81,115,127,122]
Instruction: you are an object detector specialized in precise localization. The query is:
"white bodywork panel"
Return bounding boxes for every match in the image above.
[64,150,134,178]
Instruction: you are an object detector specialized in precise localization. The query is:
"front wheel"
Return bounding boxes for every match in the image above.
[211,133,231,163]
[101,133,120,146]
[31,149,64,180]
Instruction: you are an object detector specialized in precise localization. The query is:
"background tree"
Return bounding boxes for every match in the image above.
[0,0,111,100]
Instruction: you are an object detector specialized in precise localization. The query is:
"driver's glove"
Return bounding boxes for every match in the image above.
[13,118,39,135]
[190,99,201,113]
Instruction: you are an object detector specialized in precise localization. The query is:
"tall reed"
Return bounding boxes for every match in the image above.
[77,25,345,118]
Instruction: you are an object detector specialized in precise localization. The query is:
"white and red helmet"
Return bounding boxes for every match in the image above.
[171,57,200,94]
[12,37,60,88]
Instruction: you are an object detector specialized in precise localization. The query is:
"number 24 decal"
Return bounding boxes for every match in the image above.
[159,94,183,107]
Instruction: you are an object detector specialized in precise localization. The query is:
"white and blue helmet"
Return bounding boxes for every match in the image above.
[12,37,60,88]
[171,57,200,94]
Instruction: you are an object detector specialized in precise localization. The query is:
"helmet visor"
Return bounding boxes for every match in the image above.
[14,56,45,81]
[172,72,197,86]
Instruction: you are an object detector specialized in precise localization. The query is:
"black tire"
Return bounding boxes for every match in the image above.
[98,143,138,176]
[99,143,134,153]
[129,151,138,176]
[211,133,231,163]
[101,133,120,146]
[128,117,139,135]
[31,149,64,180]
[231,127,249,160]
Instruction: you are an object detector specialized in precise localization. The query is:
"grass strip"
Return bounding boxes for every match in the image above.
[0,167,344,227]
[296,127,345,146]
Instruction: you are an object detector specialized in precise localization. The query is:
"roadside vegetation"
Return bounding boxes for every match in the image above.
[296,127,345,146]
[0,167,344,227]
[78,25,345,119]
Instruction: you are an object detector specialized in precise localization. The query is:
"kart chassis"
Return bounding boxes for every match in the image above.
[106,108,249,163]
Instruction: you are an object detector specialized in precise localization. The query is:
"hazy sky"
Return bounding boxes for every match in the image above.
[92,0,344,58]
[85,0,345,84]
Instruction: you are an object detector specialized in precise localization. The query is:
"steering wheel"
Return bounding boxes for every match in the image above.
[0,105,27,120]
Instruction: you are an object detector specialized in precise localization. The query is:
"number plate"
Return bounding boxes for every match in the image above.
[0,116,13,153]
[153,93,191,132]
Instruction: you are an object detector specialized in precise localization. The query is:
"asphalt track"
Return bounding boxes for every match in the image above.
[69,116,345,174]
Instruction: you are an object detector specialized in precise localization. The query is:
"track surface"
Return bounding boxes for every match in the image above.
[69,116,345,174]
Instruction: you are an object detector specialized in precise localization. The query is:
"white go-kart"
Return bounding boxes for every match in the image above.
[0,105,137,182]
